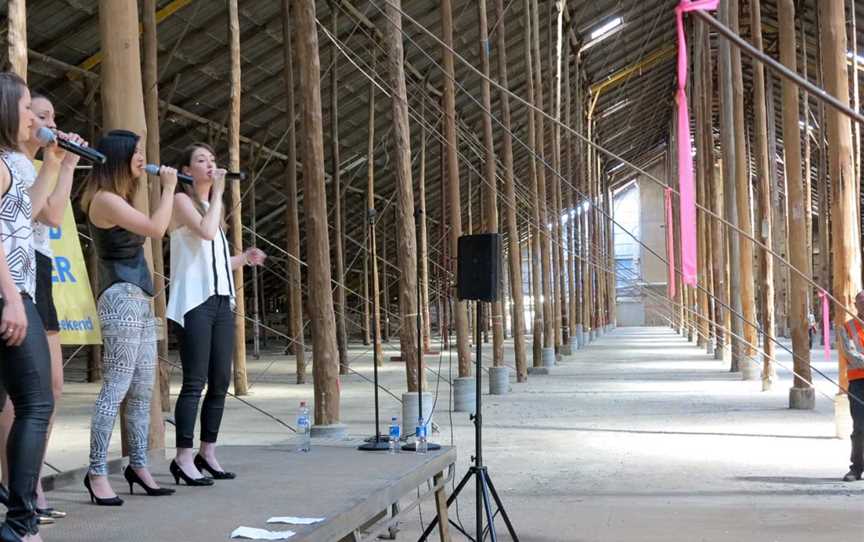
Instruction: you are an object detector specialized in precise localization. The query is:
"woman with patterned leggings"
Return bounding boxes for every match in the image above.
[80,130,177,506]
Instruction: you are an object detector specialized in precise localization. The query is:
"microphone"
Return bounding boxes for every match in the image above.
[144,164,194,184]
[224,171,246,181]
[36,127,106,164]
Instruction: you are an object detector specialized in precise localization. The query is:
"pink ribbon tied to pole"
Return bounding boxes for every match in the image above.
[818,290,830,362]
[664,187,676,298]
[675,0,719,287]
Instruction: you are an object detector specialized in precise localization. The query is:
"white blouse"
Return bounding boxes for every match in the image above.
[166,206,236,327]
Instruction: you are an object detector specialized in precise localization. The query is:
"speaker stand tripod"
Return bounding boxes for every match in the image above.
[418,301,518,541]
[358,208,389,452]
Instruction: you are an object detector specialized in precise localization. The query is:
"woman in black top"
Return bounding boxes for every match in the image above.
[81,130,177,505]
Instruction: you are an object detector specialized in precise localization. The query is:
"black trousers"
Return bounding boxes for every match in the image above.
[0,295,54,536]
[850,379,864,437]
[174,295,234,449]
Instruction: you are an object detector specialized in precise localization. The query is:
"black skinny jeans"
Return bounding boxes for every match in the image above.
[174,295,234,449]
[0,295,54,537]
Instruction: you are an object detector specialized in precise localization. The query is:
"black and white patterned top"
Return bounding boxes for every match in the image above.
[0,150,35,298]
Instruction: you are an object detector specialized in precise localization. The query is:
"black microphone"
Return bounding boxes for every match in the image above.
[36,127,106,164]
[144,164,194,184]
[224,171,246,181]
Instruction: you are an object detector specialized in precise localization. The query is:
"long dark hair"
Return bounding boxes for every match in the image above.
[0,72,27,153]
[81,129,140,212]
[177,142,216,217]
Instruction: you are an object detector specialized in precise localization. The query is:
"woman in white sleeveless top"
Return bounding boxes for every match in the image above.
[166,143,264,485]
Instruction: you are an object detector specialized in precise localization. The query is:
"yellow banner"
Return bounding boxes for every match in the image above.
[48,203,101,345]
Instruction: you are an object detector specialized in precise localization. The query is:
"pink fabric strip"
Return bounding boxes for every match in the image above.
[664,187,676,298]
[675,0,719,287]
[819,290,830,362]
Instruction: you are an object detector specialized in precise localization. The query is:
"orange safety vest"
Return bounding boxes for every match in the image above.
[844,319,864,381]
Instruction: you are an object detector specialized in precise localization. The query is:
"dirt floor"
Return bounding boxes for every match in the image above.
[45,326,863,541]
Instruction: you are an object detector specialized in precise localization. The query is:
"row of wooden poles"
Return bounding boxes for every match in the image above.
[4,0,861,441]
[4,0,621,439]
[670,0,862,429]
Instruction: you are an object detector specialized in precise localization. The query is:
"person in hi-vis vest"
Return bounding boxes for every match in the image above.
[838,290,864,481]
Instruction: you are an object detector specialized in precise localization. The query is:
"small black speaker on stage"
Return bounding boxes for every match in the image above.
[457,233,502,302]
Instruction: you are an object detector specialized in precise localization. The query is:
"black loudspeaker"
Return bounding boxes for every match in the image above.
[457,233,502,302]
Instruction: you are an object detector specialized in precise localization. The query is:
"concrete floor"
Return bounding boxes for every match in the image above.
[43,326,863,541]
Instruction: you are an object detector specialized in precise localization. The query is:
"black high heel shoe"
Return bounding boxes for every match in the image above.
[169,460,213,486]
[83,474,123,506]
[124,466,175,496]
[194,454,236,480]
[0,484,8,507]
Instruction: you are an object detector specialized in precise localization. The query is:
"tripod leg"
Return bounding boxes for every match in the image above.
[483,472,519,541]
[478,470,498,542]
[419,469,474,542]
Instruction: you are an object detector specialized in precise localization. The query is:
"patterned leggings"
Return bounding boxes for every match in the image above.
[88,283,156,476]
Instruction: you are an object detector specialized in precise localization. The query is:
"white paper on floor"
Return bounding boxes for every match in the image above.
[230,526,296,540]
[267,516,326,525]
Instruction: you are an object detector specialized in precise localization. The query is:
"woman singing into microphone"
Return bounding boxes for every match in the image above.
[0,72,55,542]
[0,92,85,525]
[81,130,177,505]
[166,143,264,485]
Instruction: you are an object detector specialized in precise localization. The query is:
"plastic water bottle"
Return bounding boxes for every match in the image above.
[297,401,311,452]
[388,417,400,454]
[415,416,428,454]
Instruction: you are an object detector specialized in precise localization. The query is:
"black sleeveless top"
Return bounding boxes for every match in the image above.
[89,223,154,298]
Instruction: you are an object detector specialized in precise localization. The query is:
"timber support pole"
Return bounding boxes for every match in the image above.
[227,0,248,395]
[99,0,164,452]
[295,0,342,430]
[441,0,472,377]
[143,0,171,411]
[281,0,307,384]
[779,0,814,409]
[820,0,863,433]
[384,0,421,391]
[493,0,527,379]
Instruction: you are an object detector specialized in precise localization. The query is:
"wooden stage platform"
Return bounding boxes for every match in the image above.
[44,444,456,541]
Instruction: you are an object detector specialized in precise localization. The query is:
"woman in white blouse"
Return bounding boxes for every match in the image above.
[166,143,264,486]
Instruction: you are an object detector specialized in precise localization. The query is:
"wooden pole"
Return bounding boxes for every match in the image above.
[99,0,163,452]
[820,0,862,430]
[530,0,555,363]
[227,0,248,395]
[441,0,472,377]
[565,54,578,347]
[142,0,171,411]
[693,20,709,350]
[295,0,341,426]
[718,0,744,369]
[476,0,504,367]
[418,94,432,354]
[366,70,383,365]
[384,0,421,391]
[779,0,814,409]
[730,0,758,379]
[766,71,789,338]
[250,156,260,360]
[553,0,568,350]
[749,0,776,391]
[330,4,349,376]
[523,0,543,368]
[7,0,27,79]
[281,0,307,384]
[492,0,526,379]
